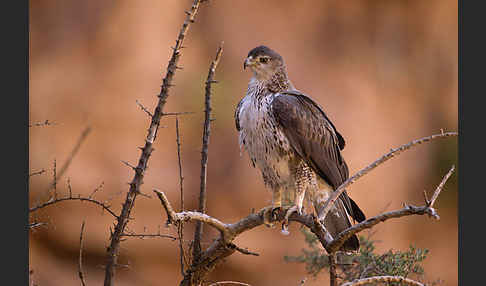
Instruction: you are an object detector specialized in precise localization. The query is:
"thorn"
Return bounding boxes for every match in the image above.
[184,10,191,16]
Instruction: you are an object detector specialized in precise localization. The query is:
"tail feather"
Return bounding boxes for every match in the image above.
[349,197,366,222]
[312,187,364,252]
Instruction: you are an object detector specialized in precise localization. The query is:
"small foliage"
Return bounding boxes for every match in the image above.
[285,229,441,285]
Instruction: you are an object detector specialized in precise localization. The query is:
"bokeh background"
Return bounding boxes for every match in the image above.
[29,0,458,285]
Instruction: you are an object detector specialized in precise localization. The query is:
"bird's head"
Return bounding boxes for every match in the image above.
[244,46,285,81]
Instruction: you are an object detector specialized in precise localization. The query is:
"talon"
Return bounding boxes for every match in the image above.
[281,222,290,235]
[281,205,302,232]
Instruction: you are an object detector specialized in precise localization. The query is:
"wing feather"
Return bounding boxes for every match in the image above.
[271,91,365,222]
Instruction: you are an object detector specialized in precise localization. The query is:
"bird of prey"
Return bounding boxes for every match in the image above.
[235,45,365,251]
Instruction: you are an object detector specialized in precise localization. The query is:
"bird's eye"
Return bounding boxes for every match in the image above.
[259,57,269,63]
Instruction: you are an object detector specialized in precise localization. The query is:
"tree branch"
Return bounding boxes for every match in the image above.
[30,195,118,219]
[327,165,455,253]
[102,1,205,285]
[340,275,425,286]
[46,127,91,194]
[193,42,224,262]
[78,221,87,286]
[152,132,458,285]
[318,131,457,224]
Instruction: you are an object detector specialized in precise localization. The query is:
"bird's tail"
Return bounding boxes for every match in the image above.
[311,185,363,252]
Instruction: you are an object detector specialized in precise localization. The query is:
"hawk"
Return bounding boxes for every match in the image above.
[235,46,365,251]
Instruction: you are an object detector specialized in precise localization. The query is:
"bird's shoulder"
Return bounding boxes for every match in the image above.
[270,90,345,150]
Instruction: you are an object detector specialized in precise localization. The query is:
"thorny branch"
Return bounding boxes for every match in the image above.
[193,41,224,263]
[30,194,118,219]
[103,1,205,285]
[175,115,187,274]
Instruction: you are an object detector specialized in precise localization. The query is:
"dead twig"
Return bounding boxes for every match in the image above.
[46,127,92,194]
[29,169,46,178]
[29,119,56,127]
[30,195,118,219]
[135,100,153,117]
[78,221,87,286]
[120,233,177,240]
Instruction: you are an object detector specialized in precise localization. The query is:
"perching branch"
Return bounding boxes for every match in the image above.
[103,1,205,285]
[193,41,224,263]
[151,131,456,286]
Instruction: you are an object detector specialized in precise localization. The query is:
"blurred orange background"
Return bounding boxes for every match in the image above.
[29,0,458,285]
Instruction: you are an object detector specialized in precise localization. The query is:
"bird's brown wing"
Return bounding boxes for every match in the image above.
[271,90,365,222]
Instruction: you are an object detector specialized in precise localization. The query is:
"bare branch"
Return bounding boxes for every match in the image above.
[135,99,153,117]
[120,233,177,240]
[340,275,425,286]
[162,111,195,116]
[428,164,455,207]
[228,243,259,256]
[207,281,251,286]
[175,116,185,211]
[154,189,230,240]
[103,1,205,284]
[46,127,92,193]
[53,159,57,197]
[30,195,118,219]
[327,165,455,252]
[318,131,457,224]
[78,221,87,286]
[193,41,224,261]
[29,169,46,178]
[29,119,56,127]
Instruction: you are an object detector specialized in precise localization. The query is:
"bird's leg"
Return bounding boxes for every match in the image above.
[281,183,305,234]
[263,188,282,228]
[282,165,309,234]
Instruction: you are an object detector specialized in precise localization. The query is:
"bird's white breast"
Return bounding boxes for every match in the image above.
[237,91,294,189]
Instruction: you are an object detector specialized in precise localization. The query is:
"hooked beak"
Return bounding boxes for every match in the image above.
[243,56,254,70]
